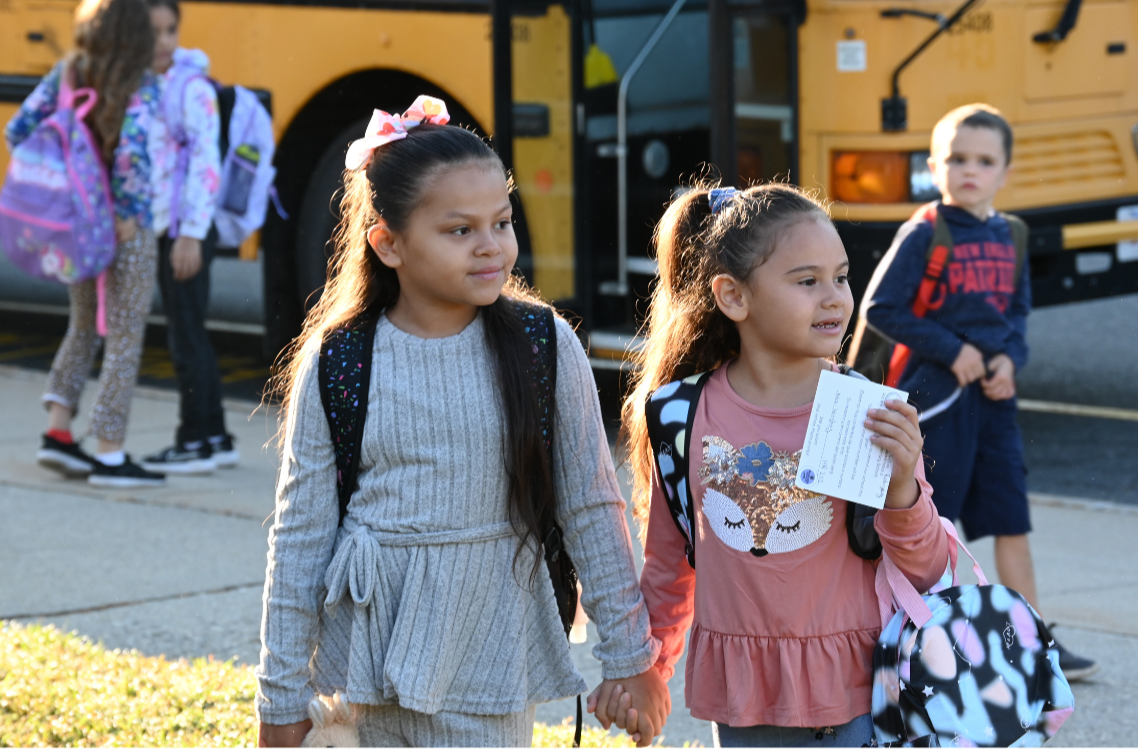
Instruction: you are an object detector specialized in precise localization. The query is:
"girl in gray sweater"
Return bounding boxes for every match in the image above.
[255,97,668,747]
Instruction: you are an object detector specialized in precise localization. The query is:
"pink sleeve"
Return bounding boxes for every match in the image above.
[639,466,696,682]
[873,456,951,593]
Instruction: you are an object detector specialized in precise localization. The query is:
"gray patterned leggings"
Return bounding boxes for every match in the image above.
[43,229,157,444]
[356,703,537,747]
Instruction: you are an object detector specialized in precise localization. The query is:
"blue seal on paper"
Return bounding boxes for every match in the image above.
[800,468,816,485]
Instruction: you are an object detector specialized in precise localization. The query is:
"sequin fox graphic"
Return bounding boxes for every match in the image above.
[699,436,833,557]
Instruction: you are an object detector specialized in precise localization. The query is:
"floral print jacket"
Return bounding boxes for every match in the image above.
[4,60,158,228]
[149,48,221,239]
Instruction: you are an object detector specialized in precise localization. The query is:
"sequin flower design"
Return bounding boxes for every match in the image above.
[734,441,773,484]
[699,436,833,557]
[344,95,451,170]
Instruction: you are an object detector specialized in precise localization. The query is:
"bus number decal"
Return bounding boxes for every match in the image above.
[947,11,993,35]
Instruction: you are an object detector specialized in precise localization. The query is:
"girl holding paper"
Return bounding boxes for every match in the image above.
[618,183,950,748]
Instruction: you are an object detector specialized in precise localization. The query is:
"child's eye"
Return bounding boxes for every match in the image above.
[980,157,994,166]
[836,274,848,284]
[799,277,816,286]
[450,226,471,236]
[496,219,512,230]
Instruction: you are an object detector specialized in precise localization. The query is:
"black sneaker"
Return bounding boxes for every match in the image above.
[1049,625,1099,681]
[141,443,217,474]
[88,455,166,488]
[207,434,239,469]
[37,434,96,477]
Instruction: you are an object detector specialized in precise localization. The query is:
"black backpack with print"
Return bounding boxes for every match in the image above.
[317,302,584,745]
[645,365,881,568]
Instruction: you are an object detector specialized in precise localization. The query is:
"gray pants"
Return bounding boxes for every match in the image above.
[357,703,536,747]
[713,713,876,748]
[43,229,157,444]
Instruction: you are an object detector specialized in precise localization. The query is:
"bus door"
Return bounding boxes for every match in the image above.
[710,0,804,186]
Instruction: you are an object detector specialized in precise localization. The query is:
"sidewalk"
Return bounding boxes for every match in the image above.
[1,364,1136,746]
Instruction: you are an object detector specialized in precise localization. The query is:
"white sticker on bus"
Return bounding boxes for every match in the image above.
[837,40,867,72]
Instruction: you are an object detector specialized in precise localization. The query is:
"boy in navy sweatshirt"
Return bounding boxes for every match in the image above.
[861,104,1097,680]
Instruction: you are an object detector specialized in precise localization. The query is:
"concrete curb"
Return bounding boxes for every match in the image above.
[1029,491,1138,516]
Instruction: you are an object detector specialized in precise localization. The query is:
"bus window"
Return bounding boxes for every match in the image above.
[734,14,794,185]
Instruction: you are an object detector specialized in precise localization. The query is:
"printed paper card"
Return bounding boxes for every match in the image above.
[794,369,909,509]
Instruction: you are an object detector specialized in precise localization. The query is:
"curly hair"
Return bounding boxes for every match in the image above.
[620,182,832,540]
[71,0,154,163]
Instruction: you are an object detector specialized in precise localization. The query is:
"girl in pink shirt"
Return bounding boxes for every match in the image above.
[619,184,951,747]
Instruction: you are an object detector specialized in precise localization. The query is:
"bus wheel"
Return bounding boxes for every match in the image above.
[294,117,370,311]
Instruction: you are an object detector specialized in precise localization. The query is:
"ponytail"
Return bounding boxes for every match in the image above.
[620,181,830,538]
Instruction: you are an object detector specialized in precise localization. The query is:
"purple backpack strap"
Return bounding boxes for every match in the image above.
[162,67,209,238]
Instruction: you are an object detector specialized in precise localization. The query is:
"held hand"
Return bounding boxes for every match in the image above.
[950,343,987,388]
[257,720,311,747]
[865,398,923,510]
[981,354,1016,401]
[115,218,137,244]
[170,236,204,281]
[587,668,671,747]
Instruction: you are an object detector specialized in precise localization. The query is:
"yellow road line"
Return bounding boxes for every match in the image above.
[1018,399,1138,422]
[0,344,60,362]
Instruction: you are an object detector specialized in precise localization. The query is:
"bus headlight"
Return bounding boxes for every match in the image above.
[830,150,941,204]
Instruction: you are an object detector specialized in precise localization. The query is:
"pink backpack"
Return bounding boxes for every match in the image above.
[0,72,116,288]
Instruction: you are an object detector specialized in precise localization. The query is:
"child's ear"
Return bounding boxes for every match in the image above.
[367,220,402,269]
[712,274,749,323]
[997,160,1012,191]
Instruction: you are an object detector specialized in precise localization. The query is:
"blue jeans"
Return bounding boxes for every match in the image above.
[713,713,875,748]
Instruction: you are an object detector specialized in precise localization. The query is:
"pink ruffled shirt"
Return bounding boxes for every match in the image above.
[641,365,949,728]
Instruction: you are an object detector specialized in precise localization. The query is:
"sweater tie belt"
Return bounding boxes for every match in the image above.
[323,521,519,610]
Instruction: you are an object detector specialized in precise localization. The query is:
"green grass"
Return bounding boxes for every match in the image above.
[0,622,640,748]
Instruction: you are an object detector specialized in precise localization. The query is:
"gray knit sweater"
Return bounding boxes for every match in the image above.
[255,313,659,725]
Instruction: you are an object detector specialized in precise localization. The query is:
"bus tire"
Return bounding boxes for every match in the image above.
[294,117,370,312]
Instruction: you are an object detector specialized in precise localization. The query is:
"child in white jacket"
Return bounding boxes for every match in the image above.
[142,0,236,475]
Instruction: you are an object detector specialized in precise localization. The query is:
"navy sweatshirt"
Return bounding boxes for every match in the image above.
[862,202,1031,410]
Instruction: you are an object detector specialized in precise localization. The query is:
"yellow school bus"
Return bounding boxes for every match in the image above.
[2,0,1136,364]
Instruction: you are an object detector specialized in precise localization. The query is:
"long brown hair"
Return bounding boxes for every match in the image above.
[273,122,557,580]
[71,0,154,163]
[620,182,831,539]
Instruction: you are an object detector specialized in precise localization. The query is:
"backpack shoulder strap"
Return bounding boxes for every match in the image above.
[317,316,378,525]
[999,211,1029,288]
[911,205,954,319]
[216,84,236,158]
[162,66,207,147]
[516,301,557,456]
[923,203,955,265]
[514,300,583,748]
[645,371,712,568]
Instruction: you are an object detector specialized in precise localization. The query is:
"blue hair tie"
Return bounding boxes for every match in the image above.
[708,187,738,214]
